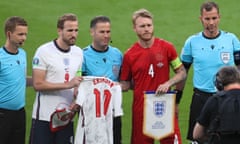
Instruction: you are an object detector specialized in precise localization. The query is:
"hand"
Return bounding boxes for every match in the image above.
[67,76,83,88]
[69,102,80,112]
[155,82,171,95]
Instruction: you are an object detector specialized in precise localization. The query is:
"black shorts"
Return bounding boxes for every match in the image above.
[29,118,74,144]
[187,88,215,141]
[113,116,122,144]
[0,107,26,144]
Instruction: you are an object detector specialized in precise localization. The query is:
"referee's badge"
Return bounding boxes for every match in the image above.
[221,52,230,64]
[112,65,120,78]
[154,101,166,117]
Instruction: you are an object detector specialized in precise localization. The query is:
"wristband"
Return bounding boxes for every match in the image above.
[175,89,183,104]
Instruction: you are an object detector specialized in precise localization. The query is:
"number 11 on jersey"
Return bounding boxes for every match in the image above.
[94,88,112,117]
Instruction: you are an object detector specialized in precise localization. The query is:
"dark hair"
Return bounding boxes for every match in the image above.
[200,1,219,15]
[215,66,240,90]
[90,16,110,28]
[57,13,78,29]
[132,8,153,25]
[4,16,27,36]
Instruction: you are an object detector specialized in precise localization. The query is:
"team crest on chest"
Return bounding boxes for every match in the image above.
[220,52,230,64]
[63,58,69,66]
[153,101,166,117]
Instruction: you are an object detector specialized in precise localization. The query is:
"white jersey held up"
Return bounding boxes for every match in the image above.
[75,76,123,144]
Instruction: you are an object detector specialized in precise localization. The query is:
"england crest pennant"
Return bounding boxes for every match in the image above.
[143,91,175,140]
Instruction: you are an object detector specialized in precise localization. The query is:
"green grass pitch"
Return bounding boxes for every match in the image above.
[0,0,239,143]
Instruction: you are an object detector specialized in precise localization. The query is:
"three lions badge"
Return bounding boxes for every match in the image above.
[143,91,175,140]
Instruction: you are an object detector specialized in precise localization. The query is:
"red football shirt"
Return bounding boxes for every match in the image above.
[120,37,180,112]
[120,37,182,143]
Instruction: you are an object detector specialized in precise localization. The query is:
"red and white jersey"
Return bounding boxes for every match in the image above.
[75,76,123,144]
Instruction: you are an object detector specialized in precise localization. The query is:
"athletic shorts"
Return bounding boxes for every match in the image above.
[187,88,215,141]
[0,107,26,144]
[29,119,74,144]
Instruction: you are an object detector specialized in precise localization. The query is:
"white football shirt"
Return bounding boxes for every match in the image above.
[32,41,83,121]
[75,76,123,144]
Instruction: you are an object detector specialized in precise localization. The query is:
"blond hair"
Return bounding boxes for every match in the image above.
[132,8,153,25]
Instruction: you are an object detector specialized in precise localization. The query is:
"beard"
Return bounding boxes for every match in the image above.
[63,37,76,46]
[138,32,153,41]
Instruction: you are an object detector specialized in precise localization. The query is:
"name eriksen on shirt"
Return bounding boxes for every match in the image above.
[93,78,114,87]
